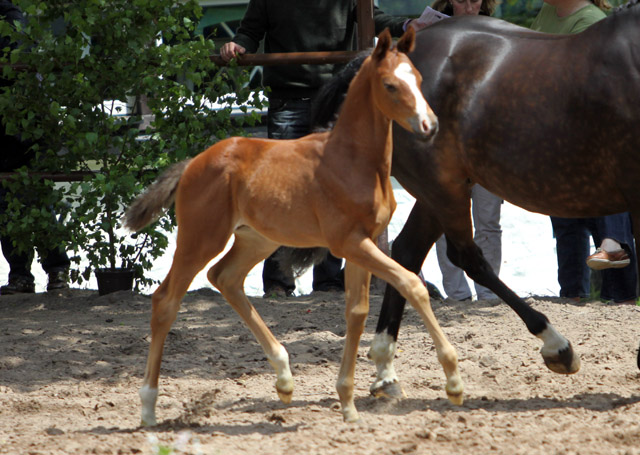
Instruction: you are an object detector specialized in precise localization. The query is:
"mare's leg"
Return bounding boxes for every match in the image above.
[371,201,579,402]
[335,261,371,422]
[207,227,294,403]
[443,234,579,374]
[370,202,440,398]
[342,236,463,405]
[140,222,233,426]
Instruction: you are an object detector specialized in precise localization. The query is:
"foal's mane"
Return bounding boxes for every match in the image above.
[310,51,371,131]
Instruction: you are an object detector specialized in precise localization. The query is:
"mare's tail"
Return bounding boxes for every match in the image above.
[124,159,193,231]
[310,51,370,130]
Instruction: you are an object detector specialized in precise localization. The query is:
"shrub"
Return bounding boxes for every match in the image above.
[0,0,264,289]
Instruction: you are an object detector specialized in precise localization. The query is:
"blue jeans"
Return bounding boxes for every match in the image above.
[261,98,343,293]
[551,213,636,302]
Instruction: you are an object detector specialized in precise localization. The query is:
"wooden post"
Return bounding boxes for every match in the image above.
[357,0,375,50]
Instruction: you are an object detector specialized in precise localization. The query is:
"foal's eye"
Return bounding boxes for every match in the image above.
[383,82,398,93]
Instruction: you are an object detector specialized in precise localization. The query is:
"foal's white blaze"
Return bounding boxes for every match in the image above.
[368,332,401,393]
[393,62,435,133]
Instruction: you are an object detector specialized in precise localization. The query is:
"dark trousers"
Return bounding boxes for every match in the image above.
[0,131,70,283]
[551,213,636,302]
[262,97,344,294]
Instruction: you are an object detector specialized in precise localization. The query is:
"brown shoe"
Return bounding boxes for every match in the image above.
[586,248,630,270]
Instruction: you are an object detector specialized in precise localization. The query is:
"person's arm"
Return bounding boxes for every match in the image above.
[220,0,266,61]
[372,6,434,36]
[372,7,407,36]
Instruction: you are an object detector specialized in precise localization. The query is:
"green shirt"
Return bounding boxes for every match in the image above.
[530,2,606,34]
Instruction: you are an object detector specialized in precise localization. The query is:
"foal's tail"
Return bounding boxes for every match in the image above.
[124,159,193,232]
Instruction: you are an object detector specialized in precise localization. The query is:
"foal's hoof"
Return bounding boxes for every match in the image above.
[446,390,464,406]
[542,343,581,374]
[342,408,361,423]
[140,416,157,427]
[276,379,294,404]
[370,379,407,399]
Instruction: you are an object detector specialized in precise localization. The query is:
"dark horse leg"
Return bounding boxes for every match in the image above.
[369,201,581,398]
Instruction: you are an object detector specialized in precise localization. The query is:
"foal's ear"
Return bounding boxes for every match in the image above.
[373,28,392,61]
[396,27,416,54]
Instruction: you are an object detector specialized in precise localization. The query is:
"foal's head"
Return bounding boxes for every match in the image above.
[369,28,438,138]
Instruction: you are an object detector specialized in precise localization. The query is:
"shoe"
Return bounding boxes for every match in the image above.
[444,296,471,304]
[418,272,445,300]
[1,276,36,295]
[47,269,69,292]
[263,286,293,299]
[586,248,630,270]
[312,284,344,293]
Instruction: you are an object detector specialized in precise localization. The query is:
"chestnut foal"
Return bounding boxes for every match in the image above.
[125,28,460,425]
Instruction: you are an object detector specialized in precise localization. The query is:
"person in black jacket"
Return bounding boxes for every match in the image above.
[0,0,70,294]
[220,0,425,298]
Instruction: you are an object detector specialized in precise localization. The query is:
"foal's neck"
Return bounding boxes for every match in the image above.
[329,63,394,170]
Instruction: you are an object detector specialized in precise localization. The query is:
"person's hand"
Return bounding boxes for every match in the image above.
[407,19,428,32]
[407,7,449,31]
[220,42,246,62]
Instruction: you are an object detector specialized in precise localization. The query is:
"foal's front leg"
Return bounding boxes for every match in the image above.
[347,237,464,406]
[336,262,371,422]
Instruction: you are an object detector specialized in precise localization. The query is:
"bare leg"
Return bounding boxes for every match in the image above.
[336,262,371,422]
[208,227,294,403]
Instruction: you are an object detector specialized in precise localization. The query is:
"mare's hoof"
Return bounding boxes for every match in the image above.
[370,380,407,399]
[542,343,581,374]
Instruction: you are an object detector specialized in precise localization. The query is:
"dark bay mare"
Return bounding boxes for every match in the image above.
[311,0,640,398]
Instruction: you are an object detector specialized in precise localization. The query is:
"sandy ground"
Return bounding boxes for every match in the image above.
[1,287,640,455]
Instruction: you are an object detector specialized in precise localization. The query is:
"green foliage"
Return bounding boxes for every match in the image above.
[0,0,263,289]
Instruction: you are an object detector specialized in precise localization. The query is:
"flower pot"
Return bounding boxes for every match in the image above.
[95,268,134,295]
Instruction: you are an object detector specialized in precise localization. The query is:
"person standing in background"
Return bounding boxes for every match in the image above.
[0,0,70,295]
[221,0,428,298]
[531,0,637,305]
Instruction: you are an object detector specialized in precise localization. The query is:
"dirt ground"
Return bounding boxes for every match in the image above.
[1,286,640,455]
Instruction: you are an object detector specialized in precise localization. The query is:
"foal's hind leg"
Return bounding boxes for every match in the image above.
[343,236,463,405]
[335,261,371,422]
[140,227,232,426]
[207,227,294,403]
